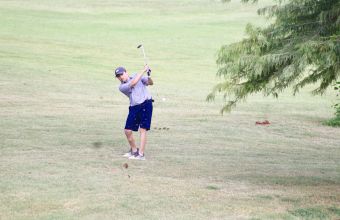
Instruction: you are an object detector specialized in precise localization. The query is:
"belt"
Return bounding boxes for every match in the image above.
[142,99,154,105]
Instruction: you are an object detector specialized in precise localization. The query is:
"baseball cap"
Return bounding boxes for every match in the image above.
[114,67,126,77]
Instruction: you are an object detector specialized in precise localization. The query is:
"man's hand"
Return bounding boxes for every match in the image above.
[142,65,150,74]
[129,65,149,88]
[142,65,152,76]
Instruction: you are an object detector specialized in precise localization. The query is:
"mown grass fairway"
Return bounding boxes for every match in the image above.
[0,0,339,219]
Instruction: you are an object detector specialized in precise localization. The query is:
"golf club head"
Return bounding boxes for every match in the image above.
[137,44,143,49]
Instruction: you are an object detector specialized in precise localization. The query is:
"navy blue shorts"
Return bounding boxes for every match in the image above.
[125,99,153,131]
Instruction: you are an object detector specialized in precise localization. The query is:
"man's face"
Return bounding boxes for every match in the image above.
[117,72,129,82]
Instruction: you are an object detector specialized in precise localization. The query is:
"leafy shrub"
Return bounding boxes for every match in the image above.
[325,81,340,127]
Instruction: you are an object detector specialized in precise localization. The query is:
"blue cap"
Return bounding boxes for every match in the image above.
[114,67,126,77]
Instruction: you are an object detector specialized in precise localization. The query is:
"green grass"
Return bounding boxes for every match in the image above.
[324,116,340,127]
[1,0,339,219]
[289,207,330,220]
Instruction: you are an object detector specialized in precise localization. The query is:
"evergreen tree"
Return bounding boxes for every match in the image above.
[208,0,340,113]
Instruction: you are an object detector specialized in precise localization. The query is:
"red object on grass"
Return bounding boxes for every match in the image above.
[255,120,270,125]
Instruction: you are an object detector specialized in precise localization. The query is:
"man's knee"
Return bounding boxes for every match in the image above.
[140,128,147,133]
[124,129,133,138]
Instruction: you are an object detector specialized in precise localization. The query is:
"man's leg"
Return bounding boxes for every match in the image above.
[139,128,147,155]
[124,129,138,152]
[138,100,152,156]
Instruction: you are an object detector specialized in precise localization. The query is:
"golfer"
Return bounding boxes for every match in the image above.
[114,65,153,160]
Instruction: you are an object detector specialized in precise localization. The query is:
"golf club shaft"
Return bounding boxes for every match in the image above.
[141,46,147,65]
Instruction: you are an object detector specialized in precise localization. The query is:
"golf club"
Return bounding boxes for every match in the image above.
[137,44,151,76]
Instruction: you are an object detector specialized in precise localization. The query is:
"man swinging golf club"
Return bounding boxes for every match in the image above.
[114,65,153,160]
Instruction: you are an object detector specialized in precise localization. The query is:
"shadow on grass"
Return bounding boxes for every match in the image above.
[92,141,103,149]
[206,185,219,190]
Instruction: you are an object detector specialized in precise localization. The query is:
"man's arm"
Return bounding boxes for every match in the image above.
[129,65,149,88]
[119,83,131,94]
[147,77,153,85]
[141,76,154,86]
